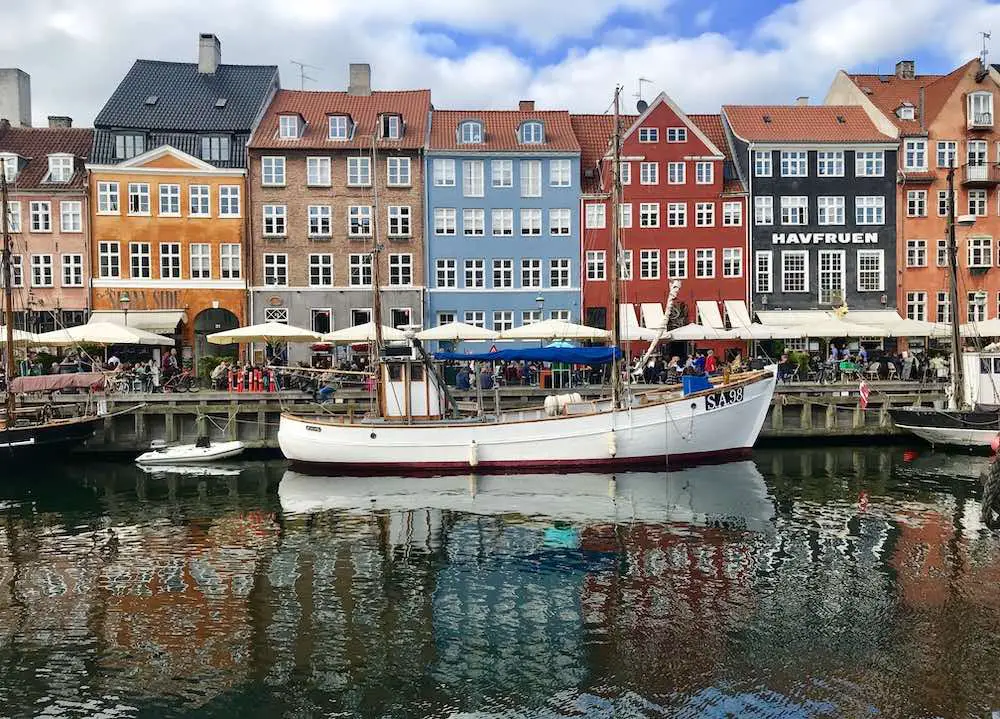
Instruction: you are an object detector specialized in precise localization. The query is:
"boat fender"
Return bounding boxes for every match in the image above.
[469,440,479,467]
[544,395,559,417]
[607,431,617,457]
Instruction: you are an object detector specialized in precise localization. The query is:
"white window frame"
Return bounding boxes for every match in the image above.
[308,205,333,238]
[906,239,927,268]
[519,160,541,197]
[906,291,927,322]
[159,243,181,279]
[638,127,658,143]
[585,250,606,281]
[59,201,82,233]
[349,205,373,237]
[459,121,483,144]
[907,190,927,217]
[387,205,411,238]
[855,150,884,177]
[780,196,808,225]
[434,208,457,236]
[219,185,240,217]
[667,249,687,279]
[520,259,542,289]
[190,243,211,280]
[328,115,351,140]
[46,154,73,183]
[129,241,151,280]
[308,254,334,287]
[262,204,287,237]
[722,247,742,278]
[695,248,715,279]
[855,196,885,225]
[936,141,958,168]
[492,209,513,236]
[904,139,927,171]
[640,161,658,185]
[549,258,572,288]
[261,156,286,186]
[158,184,180,216]
[491,160,513,188]
[781,250,809,293]
[278,115,300,139]
[492,259,513,288]
[520,208,542,236]
[755,251,772,294]
[347,156,371,187]
[189,185,210,217]
[667,202,687,228]
[817,151,844,177]
[61,253,83,287]
[436,259,457,288]
[386,157,411,187]
[433,159,456,187]
[639,202,659,228]
[263,253,288,287]
[463,208,485,237]
[585,203,606,229]
[754,196,773,226]
[549,159,571,187]
[520,121,544,144]
[220,243,241,279]
[695,161,713,185]
[30,254,53,287]
[780,151,807,177]
[462,160,484,197]
[857,249,884,292]
[307,156,332,187]
[753,151,772,177]
[968,236,993,268]
[667,162,685,185]
[817,196,845,226]
[29,201,51,232]
[666,127,687,143]
[694,202,714,227]
[4,201,19,233]
[98,241,120,279]
[549,208,571,235]
[818,249,846,305]
[349,253,373,287]
[639,249,660,280]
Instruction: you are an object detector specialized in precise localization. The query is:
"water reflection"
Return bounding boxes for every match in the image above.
[0,450,997,717]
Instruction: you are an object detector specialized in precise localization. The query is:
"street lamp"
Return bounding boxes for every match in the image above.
[119,291,131,326]
[535,294,545,321]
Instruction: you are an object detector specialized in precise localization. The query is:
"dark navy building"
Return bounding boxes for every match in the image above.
[722,105,898,313]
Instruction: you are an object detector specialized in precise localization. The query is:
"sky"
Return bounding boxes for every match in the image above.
[1,0,1000,126]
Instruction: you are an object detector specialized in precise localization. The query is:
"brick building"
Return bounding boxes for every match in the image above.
[574,92,747,343]
[87,34,278,364]
[827,57,1000,334]
[0,106,93,332]
[247,64,430,363]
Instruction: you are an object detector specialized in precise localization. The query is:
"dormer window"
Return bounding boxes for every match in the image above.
[969,91,994,128]
[114,134,145,160]
[896,103,915,120]
[328,115,352,140]
[278,114,301,139]
[520,121,544,144]
[201,136,231,162]
[46,154,74,183]
[0,153,18,182]
[381,114,402,140]
[459,121,483,144]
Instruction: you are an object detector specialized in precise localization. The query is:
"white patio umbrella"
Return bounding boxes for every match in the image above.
[323,321,408,344]
[960,319,1000,337]
[207,321,320,345]
[33,321,174,347]
[663,323,737,341]
[619,322,660,341]
[499,319,610,342]
[0,326,40,344]
[728,323,807,340]
[415,321,498,341]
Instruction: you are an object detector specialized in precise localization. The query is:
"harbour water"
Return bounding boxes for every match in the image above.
[1,447,999,718]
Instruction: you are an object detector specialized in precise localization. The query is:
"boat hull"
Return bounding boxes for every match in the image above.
[278,372,776,474]
[0,415,100,459]
[890,407,999,449]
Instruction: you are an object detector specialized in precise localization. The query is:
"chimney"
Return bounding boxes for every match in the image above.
[795,96,808,106]
[895,60,915,79]
[0,69,32,127]
[198,33,222,74]
[47,115,72,129]
[519,100,535,112]
[348,63,371,96]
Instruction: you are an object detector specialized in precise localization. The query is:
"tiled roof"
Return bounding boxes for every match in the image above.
[91,130,251,168]
[688,114,732,160]
[429,110,580,152]
[94,60,278,132]
[723,105,895,143]
[570,114,621,194]
[250,89,431,151]
[0,124,93,189]
[846,60,974,133]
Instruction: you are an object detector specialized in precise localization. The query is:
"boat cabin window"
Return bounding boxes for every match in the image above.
[388,364,403,381]
[979,357,1000,374]
[994,357,1000,374]
[411,364,424,381]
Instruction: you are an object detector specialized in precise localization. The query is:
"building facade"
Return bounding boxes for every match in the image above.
[723,105,898,315]
[425,104,581,341]
[0,116,93,332]
[575,93,748,336]
[87,33,278,363]
[827,58,1000,328]
[247,65,429,363]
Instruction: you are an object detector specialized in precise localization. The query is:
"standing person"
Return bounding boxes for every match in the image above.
[161,348,179,386]
[694,352,706,374]
[705,349,718,375]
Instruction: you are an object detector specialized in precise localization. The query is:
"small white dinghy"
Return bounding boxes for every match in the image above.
[135,437,246,465]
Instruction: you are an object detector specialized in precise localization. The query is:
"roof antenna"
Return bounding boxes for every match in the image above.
[634,78,653,113]
[290,60,321,90]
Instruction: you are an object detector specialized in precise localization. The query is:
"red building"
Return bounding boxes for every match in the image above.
[573,92,747,350]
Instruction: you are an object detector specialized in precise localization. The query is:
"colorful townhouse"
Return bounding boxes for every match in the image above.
[87,34,278,364]
[722,104,899,336]
[574,93,748,338]
[827,57,1000,330]
[247,64,430,363]
[0,113,93,332]
[425,102,581,338]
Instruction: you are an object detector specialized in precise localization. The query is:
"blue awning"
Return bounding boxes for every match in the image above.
[434,347,621,366]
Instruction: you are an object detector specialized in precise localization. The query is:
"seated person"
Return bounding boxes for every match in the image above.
[479,367,494,390]
[456,365,471,390]
[777,354,797,381]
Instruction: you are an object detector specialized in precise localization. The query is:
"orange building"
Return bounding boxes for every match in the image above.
[86,33,278,364]
[827,57,1000,339]
[87,147,249,360]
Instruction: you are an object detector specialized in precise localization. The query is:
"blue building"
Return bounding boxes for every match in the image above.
[425,103,582,346]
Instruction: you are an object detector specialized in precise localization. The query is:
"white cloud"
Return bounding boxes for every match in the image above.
[1,0,999,126]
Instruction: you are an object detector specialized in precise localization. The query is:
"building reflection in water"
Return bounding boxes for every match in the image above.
[0,449,998,716]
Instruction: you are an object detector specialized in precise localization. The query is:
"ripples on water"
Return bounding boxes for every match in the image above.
[0,448,999,718]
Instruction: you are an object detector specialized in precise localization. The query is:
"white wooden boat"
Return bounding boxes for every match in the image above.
[278,368,776,473]
[135,439,245,465]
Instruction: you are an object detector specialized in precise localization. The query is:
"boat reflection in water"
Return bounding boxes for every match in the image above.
[278,461,777,534]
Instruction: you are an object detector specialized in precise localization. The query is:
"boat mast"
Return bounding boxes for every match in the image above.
[369,135,386,414]
[946,162,965,409]
[1,172,15,425]
[609,86,623,408]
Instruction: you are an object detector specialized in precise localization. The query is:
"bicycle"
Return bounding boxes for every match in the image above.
[161,368,200,393]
